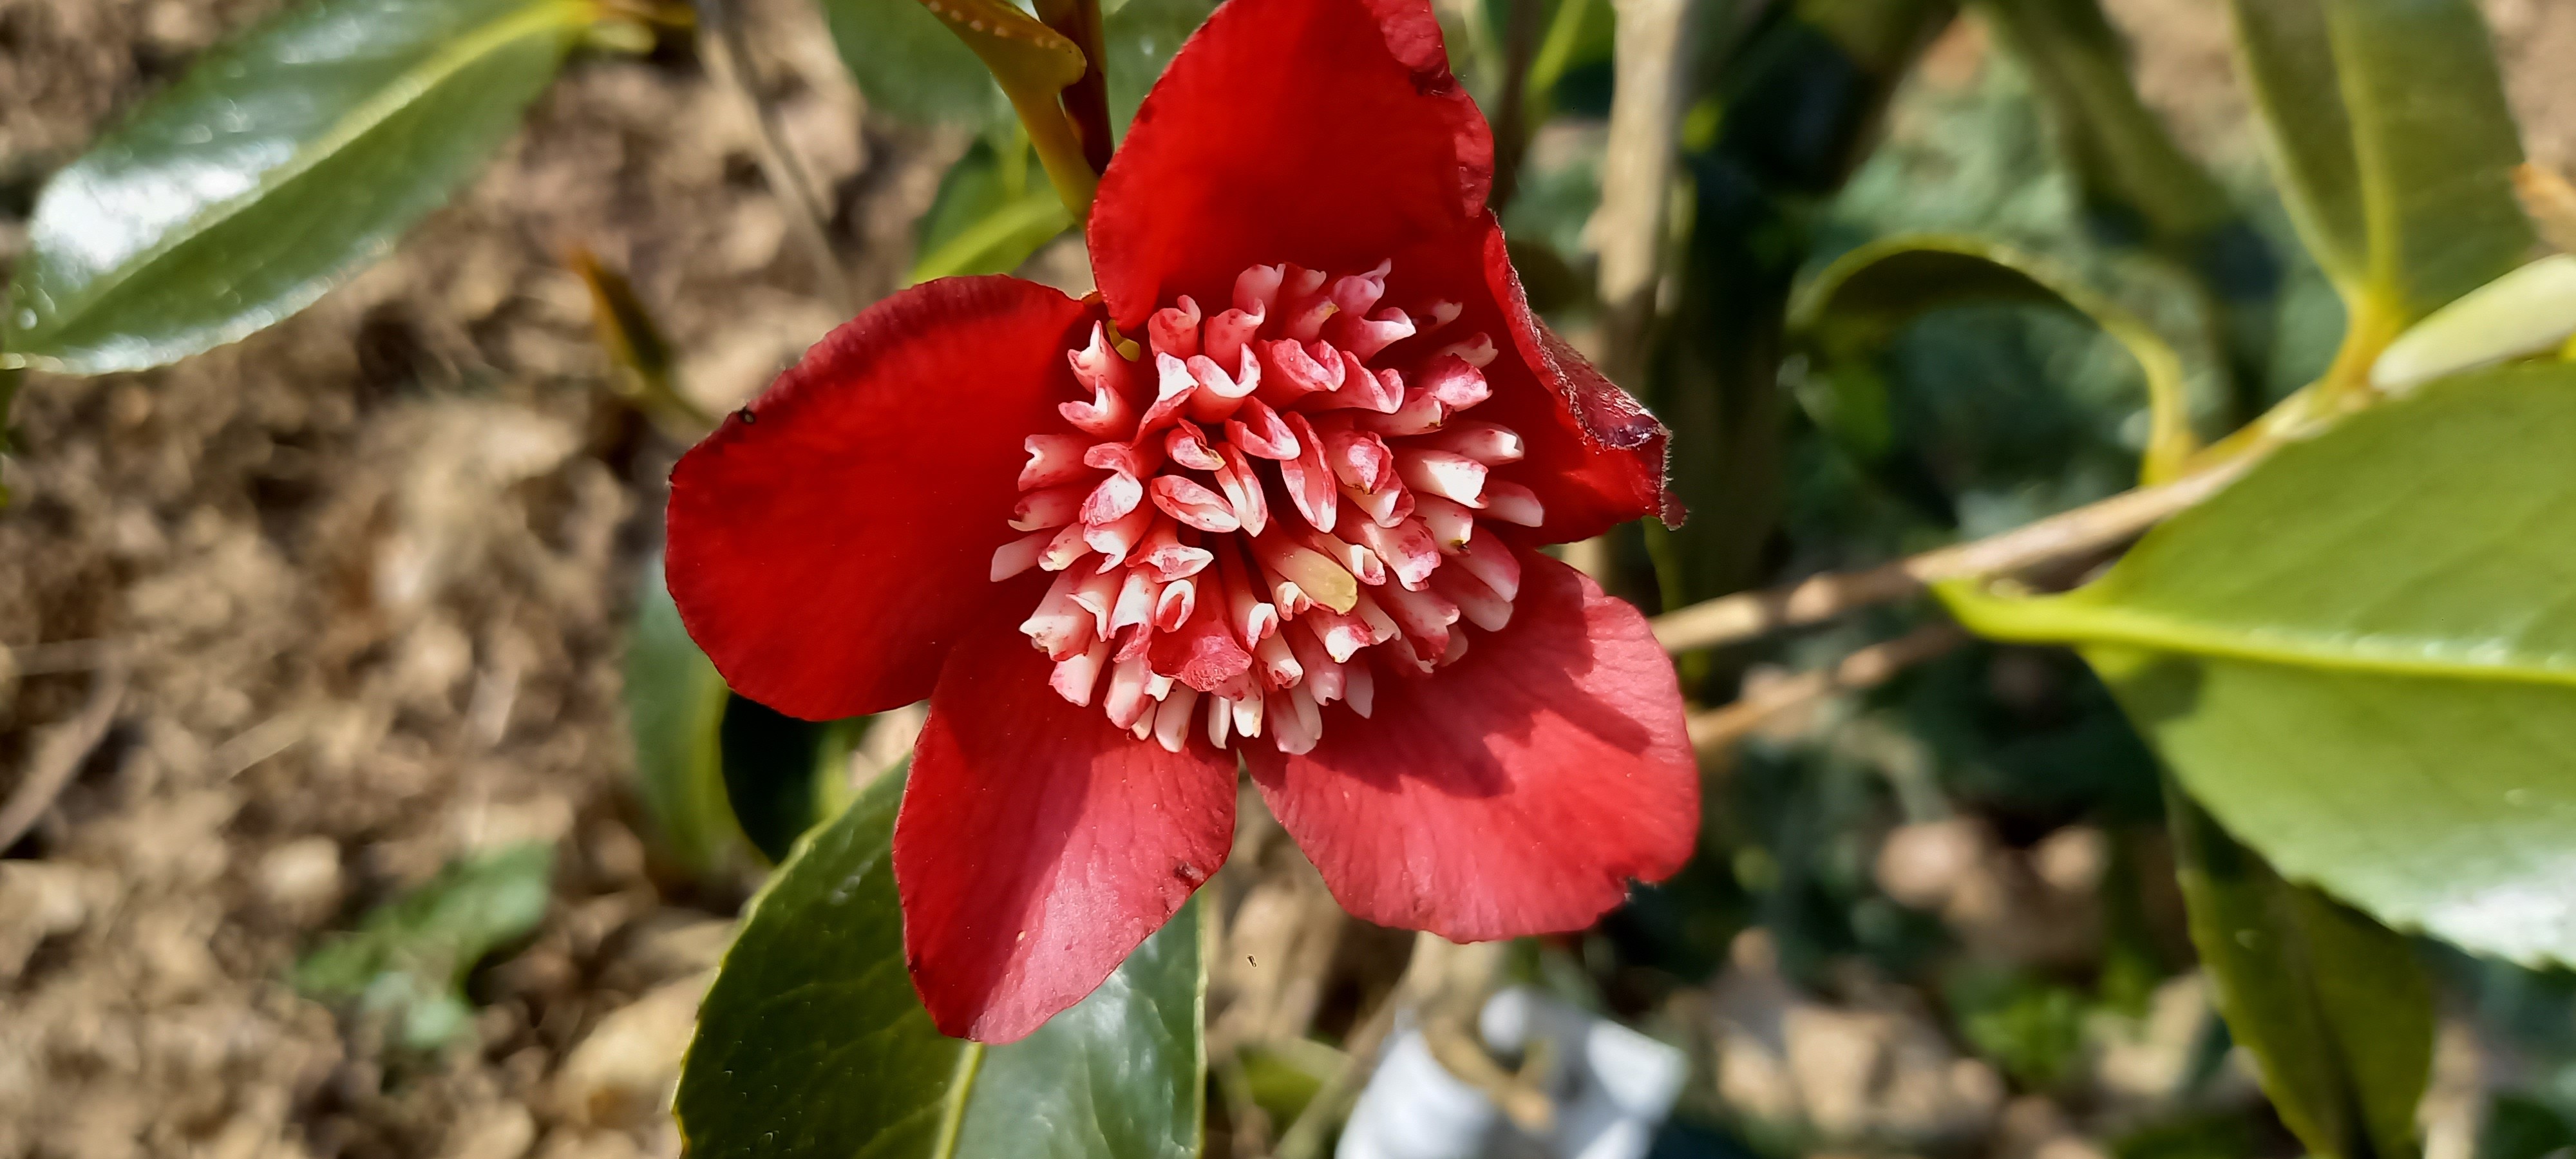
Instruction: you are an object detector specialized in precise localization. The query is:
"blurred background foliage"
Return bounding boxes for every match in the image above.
[8,0,2576,1156]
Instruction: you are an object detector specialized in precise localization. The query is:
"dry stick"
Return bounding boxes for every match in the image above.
[694,0,858,317]
[1684,622,1967,752]
[1562,0,1691,582]
[1591,0,1692,391]
[0,660,128,850]
[1651,456,2254,654]
[0,639,122,677]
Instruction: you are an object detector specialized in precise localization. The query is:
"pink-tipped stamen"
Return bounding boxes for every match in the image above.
[998,258,1540,751]
[1150,297,1203,359]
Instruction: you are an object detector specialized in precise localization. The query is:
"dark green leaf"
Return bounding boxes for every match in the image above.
[2228,0,2532,328]
[2481,1094,2576,1159]
[295,842,555,1051]
[625,552,752,878]
[676,768,1208,1159]
[1794,234,2198,481]
[953,884,1205,1159]
[1942,363,2576,965]
[2167,784,2432,1159]
[1,0,594,375]
[717,695,864,864]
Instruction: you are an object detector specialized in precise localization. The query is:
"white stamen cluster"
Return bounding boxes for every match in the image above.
[990,260,1538,754]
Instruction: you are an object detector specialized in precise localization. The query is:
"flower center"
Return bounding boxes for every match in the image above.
[989,260,1539,755]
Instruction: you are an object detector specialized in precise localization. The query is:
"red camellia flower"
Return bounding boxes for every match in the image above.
[667,0,1700,1041]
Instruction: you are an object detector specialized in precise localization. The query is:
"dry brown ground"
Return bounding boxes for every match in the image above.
[1,2,2571,1158]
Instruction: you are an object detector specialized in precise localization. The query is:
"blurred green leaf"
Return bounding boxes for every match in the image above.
[818,0,1013,129]
[2230,0,2532,335]
[1238,1044,1332,1130]
[629,553,862,869]
[910,139,1074,283]
[676,768,1208,1159]
[1941,363,2576,966]
[827,0,1213,139]
[567,246,712,437]
[1795,234,2198,482]
[1946,967,2090,1090]
[1102,0,1220,137]
[2168,786,2431,1159]
[295,842,554,1051]
[627,552,753,878]
[0,0,596,375]
[1976,0,2232,247]
[2481,1094,2576,1159]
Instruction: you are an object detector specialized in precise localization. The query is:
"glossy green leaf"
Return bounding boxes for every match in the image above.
[294,842,554,1051]
[1942,363,2576,965]
[1794,234,2199,482]
[625,553,752,878]
[2168,784,2431,1159]
[2228,0,2532,328]
[1,0,596,375]
[951,882,1206,1159]
[676,768,1208,1159]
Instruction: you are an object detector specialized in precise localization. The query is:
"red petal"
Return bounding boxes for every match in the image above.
[896,616,1236,1042]
[1089,0,1492,330]
[1244,550,1698,939]
[667,277,1093,719]
[1385,220,1674,542]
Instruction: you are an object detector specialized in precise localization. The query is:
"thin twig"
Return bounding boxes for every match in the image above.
[216,710,312,780]
[1685,623,1967,752]
[693,0,858,316]
[1652,457,2254,654]
[0,639,124,677]
[0,660,128,850]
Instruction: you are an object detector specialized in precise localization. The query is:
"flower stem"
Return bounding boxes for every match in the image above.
[998,82,1101,221]
[1683,623,1966,752]
[1033,0,1115,175]
[914,0,1101,220]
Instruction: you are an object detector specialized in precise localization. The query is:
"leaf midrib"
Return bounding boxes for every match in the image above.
[20,0,592,353]
[931,1040,987,1158]
[1952,588,2576,689]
